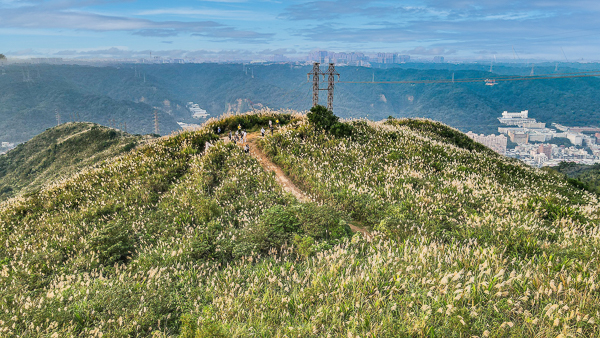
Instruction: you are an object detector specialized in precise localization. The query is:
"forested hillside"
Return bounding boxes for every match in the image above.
[0,65,181,143]
[0,122,147,200]
[141,63,600,133]
[551,162,600,194]
[2,63,600,144]
[0,110,598,337]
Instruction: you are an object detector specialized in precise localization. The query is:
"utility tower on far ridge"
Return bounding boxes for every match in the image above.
[154,110,160,135]
[55,108,61,126]
[307,62,340,111]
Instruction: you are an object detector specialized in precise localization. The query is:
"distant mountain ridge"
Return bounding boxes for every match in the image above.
[0,65,182,143]
[2,63,600,144]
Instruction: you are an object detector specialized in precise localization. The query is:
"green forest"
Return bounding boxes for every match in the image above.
[550,162,600,194]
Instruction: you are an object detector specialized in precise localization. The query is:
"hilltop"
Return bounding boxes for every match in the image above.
[0,122,148,200]
[0,109,598,337]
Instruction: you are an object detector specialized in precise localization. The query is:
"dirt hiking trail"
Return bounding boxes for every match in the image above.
[246,133,310,203]
[227,131,372,238]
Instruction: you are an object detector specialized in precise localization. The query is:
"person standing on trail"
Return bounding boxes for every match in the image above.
[244,144,249,153]
[269,120,272,128]
[238,124,242,131]
[229,131,232,140]
[243,130,247,143]
[276,119,279,127]
[261,127,265,137]
[217,127,221,134]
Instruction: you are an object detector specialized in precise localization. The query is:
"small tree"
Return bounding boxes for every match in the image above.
[307,105,353,137]
[307,105,339,131]
[0,54,6,61]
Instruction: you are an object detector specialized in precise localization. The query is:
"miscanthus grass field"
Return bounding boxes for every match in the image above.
[1,109,599,337]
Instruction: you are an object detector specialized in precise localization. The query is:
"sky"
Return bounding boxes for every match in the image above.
[2,0,600,61]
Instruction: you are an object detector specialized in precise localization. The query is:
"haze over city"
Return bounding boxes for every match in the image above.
[2,0,600,61]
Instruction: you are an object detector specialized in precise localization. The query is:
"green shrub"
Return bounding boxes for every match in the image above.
[179,314,228,338]
[330,122,354,137]
[293,234,315,258]
[233,204,300,257]
[89,221,134,266]
[307,105,339,131]
[296,203,350,240]
[233,203,351,258]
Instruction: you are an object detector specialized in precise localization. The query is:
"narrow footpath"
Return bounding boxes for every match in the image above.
[227,131,372,238]
[246,133,311,203]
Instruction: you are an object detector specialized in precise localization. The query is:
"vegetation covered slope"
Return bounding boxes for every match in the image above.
[0,110,599,337]
[551,162,600,195]
[0,66,181,143]
[0,123,146,201]
[260,114,600,336]
[0,111,350,337]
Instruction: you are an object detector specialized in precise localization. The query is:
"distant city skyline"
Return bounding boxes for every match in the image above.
[2,0,600,61]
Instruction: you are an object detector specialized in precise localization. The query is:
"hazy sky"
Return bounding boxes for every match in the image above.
[2,0,600,61]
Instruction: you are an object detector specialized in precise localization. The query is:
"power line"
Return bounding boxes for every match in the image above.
[339,70,600,85]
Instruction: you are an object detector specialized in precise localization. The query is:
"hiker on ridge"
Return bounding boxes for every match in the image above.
[261,127,265,137]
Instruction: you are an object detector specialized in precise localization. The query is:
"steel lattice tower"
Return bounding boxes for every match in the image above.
[308,62,322,107]
[326,63,339,112]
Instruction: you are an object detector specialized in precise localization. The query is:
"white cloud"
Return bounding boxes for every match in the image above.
[136,7,273,20]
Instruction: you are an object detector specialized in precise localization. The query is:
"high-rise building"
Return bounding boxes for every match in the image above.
[538,144,553,159]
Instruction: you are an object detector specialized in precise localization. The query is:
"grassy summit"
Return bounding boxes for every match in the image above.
[0,110,599,337]
[0,122,146,201]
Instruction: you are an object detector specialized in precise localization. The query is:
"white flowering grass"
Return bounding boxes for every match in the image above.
[1,111,599,337]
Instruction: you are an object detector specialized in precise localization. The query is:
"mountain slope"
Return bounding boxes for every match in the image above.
[0,122,147,200]
[551,162,600,194]
[0,111,598,337]
[0,66,181,143]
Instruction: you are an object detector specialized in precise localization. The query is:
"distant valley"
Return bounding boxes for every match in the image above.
[2,62,600,145]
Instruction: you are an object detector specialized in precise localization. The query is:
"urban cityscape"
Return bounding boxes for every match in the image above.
[12,50,445,66]
[466,110,600,167]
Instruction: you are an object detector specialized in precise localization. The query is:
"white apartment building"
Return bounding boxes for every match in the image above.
[466,132,508,155]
